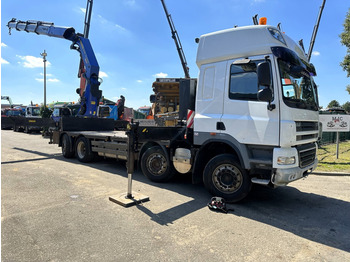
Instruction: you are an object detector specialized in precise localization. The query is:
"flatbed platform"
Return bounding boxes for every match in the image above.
[65,130,128,140]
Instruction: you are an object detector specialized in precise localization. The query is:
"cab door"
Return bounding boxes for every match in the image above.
[221,56,280,146]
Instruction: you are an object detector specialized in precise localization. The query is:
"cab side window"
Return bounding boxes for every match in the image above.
[229,60,271,101]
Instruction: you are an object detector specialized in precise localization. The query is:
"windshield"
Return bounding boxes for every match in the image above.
[278,59,318,111]
[9,110,23,116]
[32,108,41,116]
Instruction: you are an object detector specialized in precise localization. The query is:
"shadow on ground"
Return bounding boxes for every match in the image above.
[4,146,350,253]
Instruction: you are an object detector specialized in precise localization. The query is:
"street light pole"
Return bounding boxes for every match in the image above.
[40,50,47,107]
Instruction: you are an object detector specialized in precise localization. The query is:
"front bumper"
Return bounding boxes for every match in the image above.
[272,158,318,186]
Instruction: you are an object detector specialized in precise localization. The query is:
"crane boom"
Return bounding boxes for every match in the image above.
[78,0,94,106]
[7,19,101,117]
[1,96,13,108]
[307,0,326,61]
[160,0,190,78]
[83,0,93,38]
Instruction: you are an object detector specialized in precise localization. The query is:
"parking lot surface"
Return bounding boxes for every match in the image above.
[1,130,350,261]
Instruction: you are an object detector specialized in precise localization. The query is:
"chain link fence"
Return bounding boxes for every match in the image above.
[319,131,350,145]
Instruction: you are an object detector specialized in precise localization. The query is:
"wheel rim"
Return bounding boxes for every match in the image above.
[77,141,86,159]
[147,153,167,176]
[212,164,243,193]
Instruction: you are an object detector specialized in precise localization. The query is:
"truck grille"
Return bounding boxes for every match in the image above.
[297,143,316,168]
[296,121,318,132]
[295,121,319,143]
[296,134,318,141]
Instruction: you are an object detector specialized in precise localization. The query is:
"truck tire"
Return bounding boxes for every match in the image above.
[24,126,31,134]
[62,134,75,158]
[75,136,94,163]
[203,154,251,202]
[141,146,174,182]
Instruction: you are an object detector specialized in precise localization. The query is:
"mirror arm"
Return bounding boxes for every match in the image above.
[267,103,276,111]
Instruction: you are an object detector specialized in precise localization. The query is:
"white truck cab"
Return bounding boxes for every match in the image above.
[194,24,318,192]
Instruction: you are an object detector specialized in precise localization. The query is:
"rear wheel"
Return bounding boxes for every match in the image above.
[203,154,251,202]
[75,136,94,163]
[62,134,75,158]
[141,146,174,182]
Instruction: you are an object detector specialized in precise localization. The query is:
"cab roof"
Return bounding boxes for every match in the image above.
[196,25,307,67]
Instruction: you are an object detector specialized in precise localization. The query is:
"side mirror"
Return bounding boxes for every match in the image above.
[150,94,156,103]
[257,61,271,87]
[258,88,275,111]
[258,88,272,102]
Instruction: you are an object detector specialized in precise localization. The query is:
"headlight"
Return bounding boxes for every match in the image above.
[277,156,296,165]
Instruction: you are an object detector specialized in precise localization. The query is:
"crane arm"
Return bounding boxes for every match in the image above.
[7,19,76,40]
[160,0,190,78]
[7,18,101,117]
[307,0,326,62]
[1,96,13,108]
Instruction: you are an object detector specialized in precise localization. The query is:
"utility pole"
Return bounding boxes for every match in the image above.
[40,50,47,107]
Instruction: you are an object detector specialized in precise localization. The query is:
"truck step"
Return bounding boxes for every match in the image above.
[251,178,270,185]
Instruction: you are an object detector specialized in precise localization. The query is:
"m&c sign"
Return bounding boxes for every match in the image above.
[319,115,350,132]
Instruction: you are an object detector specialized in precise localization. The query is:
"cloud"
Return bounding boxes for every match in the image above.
[1,58,9,64]
[80,7,86,14]
[137,80,143,83]
[48,78,60,82]
[17,55,51,68]
[35,78,60,83]
[1,43,7,47]
[99,71,108,78]
[153,72,168,78]
[115,24,127,32]
[40,73,53,77]
[312,51,320,56]
[97,14,129,33]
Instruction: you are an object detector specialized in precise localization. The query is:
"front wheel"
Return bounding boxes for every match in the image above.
[75,136,94,163]
[141,146,174,182]
[203,154,251,202]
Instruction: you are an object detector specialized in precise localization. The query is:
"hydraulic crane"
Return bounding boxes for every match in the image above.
[77,0,94,104]
[1,96,13,108]
[160,0,190,78]
[307,0,326,61]
[7,18,102,117]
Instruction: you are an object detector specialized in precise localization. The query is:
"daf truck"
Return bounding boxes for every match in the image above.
[52,21,319,202]
[8,17,319,202]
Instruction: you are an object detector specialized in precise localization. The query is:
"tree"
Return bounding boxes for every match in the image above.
[340,8,350,77]
[40,105,52,118]
[343,101,350,113]
[327,100,341,108]
[338,11,349,95]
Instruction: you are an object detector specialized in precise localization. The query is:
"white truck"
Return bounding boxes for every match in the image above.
[50,20,319,202]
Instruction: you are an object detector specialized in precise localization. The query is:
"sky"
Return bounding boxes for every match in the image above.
[1,0,349,109]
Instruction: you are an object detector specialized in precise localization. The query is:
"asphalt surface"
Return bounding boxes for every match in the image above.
[1,130,350,261]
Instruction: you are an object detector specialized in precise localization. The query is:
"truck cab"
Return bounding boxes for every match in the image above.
[25,106,41,117]
[193,24,318,190]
